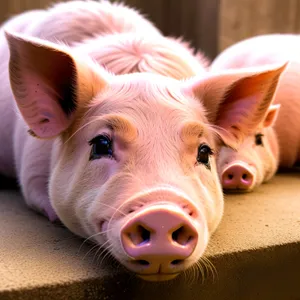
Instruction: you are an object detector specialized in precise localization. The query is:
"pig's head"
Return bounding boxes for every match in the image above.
[218,103,281,193]
[5,31,287,282]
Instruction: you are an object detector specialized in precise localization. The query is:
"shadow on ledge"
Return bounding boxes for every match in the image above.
[0,172,300,300]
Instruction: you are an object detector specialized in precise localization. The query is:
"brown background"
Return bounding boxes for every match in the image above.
[0,0,299,59]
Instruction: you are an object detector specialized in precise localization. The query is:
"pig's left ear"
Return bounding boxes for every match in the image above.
[5,31,108,139]
[181,62,287,148]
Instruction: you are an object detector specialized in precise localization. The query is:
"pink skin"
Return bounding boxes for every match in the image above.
[0,2,287,281]
[0,0,208,220]
[221,161,255,191]
[211,34,300,192]
[4,31,286,280]
[217,104,281,193]
[120,204,199,281]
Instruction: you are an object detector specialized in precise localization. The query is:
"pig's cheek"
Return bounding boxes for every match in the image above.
[104,220,128,263]
[245,150,265,189]
[88,159,119,187]
[207,165,225,234]
[261,145,278,183]
[194,165,223,234]
[253,146,271,185]
[100,159,119,179]
[245,148,261,182]
[50,169,105,239]
[79,196,102,239]
[216,147,234,175]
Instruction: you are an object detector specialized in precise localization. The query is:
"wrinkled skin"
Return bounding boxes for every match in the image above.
[211,34,300,192]
[0,2,287,281]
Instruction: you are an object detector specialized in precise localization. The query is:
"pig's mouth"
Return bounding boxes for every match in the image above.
[137,272,180,282]
[223,187,255,194]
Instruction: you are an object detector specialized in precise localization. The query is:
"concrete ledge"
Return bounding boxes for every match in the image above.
[0,171,300,300]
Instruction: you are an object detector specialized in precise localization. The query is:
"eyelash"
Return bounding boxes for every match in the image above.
[88,133,114,161]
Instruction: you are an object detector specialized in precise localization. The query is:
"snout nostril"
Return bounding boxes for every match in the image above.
[171,259,184,265]
[136,260,150,266]
[140,226,150,243]
[99,220,105,231]
[127,225,151,246]
[181,204,197,218]
[99,220,108,234]
[172,226,194,246]
[127,204,144,214]
[242,173,248,180]
[130,259,150,267]
[228,174,234,180]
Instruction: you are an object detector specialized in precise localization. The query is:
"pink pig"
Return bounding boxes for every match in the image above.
[1,1,287,281]
[211,34,300,192]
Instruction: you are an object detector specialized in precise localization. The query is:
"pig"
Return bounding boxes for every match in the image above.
[210,34,300,192]
[1,1,287,281]
[2,0,209,79]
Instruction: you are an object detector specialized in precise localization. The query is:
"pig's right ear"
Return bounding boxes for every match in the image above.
[182,62,287,148]
[263,104,281,128]
[5,31,108,139]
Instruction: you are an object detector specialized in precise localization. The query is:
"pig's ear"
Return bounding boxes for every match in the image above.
[5,31,108,139]
[263,104,281,128]
[182,62,287,148]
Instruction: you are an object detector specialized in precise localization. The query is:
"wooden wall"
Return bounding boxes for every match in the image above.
[0,0,219,59]
[122,0,220,59]
[0,0,299,59]
[0,0,60,20]
[219,0,300,51]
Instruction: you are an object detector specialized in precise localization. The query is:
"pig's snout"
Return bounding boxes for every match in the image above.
[222,161,255,191]
[120,204,198,280]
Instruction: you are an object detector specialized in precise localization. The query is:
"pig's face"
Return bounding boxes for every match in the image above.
[49,74,223,281]
[6,32,287,281]
[217,105,280,193]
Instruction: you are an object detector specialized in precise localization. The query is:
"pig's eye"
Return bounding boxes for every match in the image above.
[88,134,113,160]
[255,133,264,146]
[197,144,213,168]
